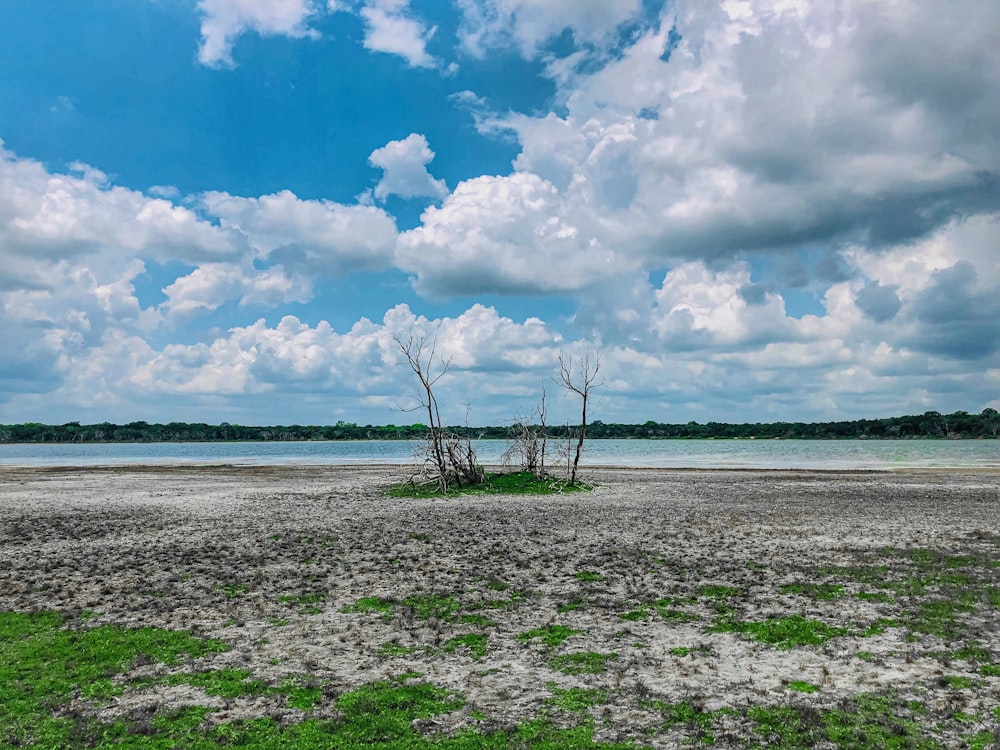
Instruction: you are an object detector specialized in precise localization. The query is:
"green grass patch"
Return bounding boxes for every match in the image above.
[216,582,248,599]
[442,634,488,660]
[699,585,740,600]
[786,680,819,693]
[403,593,460,621]
[279,593,326,614]
[780,583,844,600]
[549,651,618,675]
[575,571,605,583]
[380,641,419,657]
[459,614,498,629]
[643,699,717,741]
[979,664,1000,676]
[709,615,848,649]
[940,675,976,689]
[342,596,394,620]
[862,617,901,636]
[388,471,591,498]
[749,693,937,749]
[517,625,582,649]
[0,610,226,748]
[546,683,609,712]
[469,590,527,611]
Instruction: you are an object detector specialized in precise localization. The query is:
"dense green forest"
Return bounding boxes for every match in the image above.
[1,409,998,443]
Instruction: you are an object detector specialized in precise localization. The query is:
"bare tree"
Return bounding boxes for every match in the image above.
[557,350,602,486]
[502,385,549,476]
[394,333,483,491]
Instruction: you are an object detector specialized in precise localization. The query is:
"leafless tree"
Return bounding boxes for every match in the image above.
[394,333,483,491]
[502,385,549,476]
[557,350,602,486]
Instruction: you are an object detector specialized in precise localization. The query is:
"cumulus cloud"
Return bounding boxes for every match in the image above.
[28,303,564,424]
[457,0,645,58]
[0,141,242,290]
[359,0,437,68]
[368,133,448,201]
[197,0,321,67]
[202,189,398,274]
[396,172,635,295]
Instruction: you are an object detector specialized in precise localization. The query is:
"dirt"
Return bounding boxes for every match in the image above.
[1,464,998,746]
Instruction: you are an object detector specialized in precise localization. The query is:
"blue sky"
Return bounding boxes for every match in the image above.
[1,0,998,427]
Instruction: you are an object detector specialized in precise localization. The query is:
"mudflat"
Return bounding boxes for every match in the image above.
[1,465,998,747]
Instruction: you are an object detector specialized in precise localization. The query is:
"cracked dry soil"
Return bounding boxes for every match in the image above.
[1,464,998,747]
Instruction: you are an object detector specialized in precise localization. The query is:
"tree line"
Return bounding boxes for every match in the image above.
[2,409,997,443]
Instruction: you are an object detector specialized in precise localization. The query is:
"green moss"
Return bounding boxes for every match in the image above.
[576,571,606,583]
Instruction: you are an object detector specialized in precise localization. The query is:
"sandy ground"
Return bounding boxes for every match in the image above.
[1,465,998,746]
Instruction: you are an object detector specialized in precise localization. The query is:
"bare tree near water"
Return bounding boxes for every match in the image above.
[558,350,602,486]
[394,333,484,491]
[502,385,549,476]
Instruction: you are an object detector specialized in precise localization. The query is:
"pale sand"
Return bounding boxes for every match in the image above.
[1,465,998,746]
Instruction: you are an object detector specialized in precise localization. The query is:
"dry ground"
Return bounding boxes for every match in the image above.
[1,465,998,747]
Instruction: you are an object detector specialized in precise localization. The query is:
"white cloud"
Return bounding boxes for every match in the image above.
[368,133,448,201]
[359,0,437,68]
[202,189,398,275]
[396,172,636,295]
[0,141,242,290]
[159,263,312,320]
[197,0,321,67]
[457,0,645,58]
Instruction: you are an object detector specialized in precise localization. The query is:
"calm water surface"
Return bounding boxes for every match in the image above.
[0,439,997,470]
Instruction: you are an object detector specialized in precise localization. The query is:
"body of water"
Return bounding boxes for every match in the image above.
[0,439,997,470]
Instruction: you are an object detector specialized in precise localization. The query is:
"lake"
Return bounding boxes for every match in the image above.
[0,439,997,470]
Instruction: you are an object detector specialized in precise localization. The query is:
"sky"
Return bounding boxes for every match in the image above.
[1,0,998,428]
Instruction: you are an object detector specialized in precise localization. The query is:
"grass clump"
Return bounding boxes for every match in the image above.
[380,641,419,657]
[216,582,248,599]
[517,625,582,649]
[780,583,845,600]
[442,634,489,660]
[549,651,618,675]
[575,571,606,583]
[546,683,609,712]
[404,593,460,622]
[388,471,591,498]
[786,680,819,693]
[342,596,395,620]
[709,614,848,649]
[643,700,718,743]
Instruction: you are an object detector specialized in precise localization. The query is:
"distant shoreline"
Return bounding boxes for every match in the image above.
[3,409,999,442]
